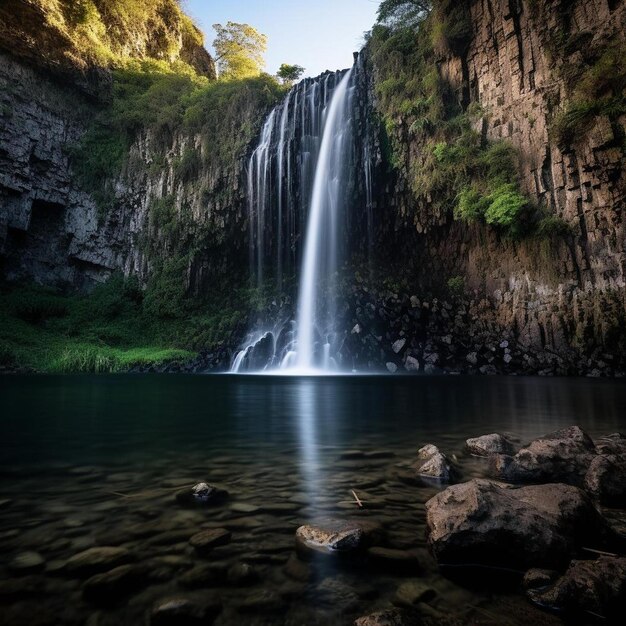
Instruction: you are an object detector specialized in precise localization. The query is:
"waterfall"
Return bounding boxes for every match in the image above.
[295,69,354,371]
[233,62,373,374]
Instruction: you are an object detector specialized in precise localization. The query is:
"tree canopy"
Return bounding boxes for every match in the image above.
[277,63,305,85]
[376,0,432,27]
[212,22,267,80]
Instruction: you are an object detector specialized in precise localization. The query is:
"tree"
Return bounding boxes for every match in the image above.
[212,22,267,80]
[376,0,432,27]
[277,63,305,86]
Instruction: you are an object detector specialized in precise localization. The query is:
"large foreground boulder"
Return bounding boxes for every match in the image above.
[527,557,626,619]
[426,479,618,570]
[584,433,626,507]
[466,433,515,456]
[489,426,595,485]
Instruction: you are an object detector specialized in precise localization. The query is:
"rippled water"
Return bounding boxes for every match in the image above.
[1,374,625,625]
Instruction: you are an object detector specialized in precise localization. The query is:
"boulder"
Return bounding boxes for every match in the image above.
[354,607,421,626]
[412,444,457,482]
[426,479,617,570]
[465,433,515,457]
[175,483,228,507]
[528,557,626,619]
[295,519,382,557]
[489,426,595,485]
[522,568,559,590]
[585,433,626,506]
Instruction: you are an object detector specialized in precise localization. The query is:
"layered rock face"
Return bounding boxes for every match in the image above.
[370,0,626,371]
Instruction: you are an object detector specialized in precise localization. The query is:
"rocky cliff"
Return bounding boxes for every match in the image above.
[360,0,626,375]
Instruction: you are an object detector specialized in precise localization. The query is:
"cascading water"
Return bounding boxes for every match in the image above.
[232,59,375,374]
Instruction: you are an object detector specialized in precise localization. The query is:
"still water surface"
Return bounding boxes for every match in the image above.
[1,374,625,625]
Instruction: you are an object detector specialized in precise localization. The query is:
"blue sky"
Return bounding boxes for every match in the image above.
[184,0,380,78]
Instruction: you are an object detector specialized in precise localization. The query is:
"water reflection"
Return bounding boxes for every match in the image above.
[294,379,319,508]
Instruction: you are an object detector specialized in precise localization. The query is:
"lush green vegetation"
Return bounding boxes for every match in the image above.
[368,0,558,238]
[550,39,626,147]
[33,0,202,68]
[212,22,268,79]
[0,273,267,373]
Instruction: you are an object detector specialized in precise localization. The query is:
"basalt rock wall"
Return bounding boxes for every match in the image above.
[367,0,626,373]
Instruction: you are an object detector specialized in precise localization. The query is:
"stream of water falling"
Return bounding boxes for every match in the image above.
[232,66,362,374]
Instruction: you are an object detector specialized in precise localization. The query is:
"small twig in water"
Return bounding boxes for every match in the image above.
[582,547,619,557]
[351,490,364,508]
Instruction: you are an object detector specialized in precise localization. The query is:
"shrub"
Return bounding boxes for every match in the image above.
[484,185,529,233]
[447,275,465,296]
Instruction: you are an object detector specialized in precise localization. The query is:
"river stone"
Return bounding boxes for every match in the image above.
[189,528,231,555]
[8,551,45,574]
[82,564,146,605]
[367,547,421,574]
[295,519,382,557]
[522,568,559,590]
[65,546,132,577]
[465,433,515,456]
[175,483,228,507]
[354,608,421,626]
[315,577,360,613]
[412,444,457,481]
[227,563,258,586]
[393,580,437,607]
[527,557,626,618]
[489,426,595,485]
[150,595,222,626]
[178,563,228,589]
[426,479,616,570]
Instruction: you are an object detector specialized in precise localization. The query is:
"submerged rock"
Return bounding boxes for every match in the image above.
[465,433,515,457]
[189,528,231,555]
[393,580,437,607]
[150,595,221,625]
[8,552,45,574]
[355,607,421,626]
[82,564,146,605]
[412,444,458,482]
[426,479,617,570]
[65,546,132,577]
[175,483,229,507]
[527,557,626,619]
[489,426,595,485]
[295,519,382,557]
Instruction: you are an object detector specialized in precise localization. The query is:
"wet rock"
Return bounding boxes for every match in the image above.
[150,595,222,625]
[295,519,382,557]
[386,362,398,373]
[189,528,231,555]
[355,607,421,626]
[284,553,312,582]
[412,444,457,481]
[392,338,406,354]
[315,577,360,613]
[238,589,281,613]
[584,454,626,507]
[175,483,228,507]
[522,568,559,590]
[393,580,437,607]
[178,563,227,589]
[82,564,146,605]
[226,562,258,585]
[465,433,515,457]
[527,557,626,619]
[8,551,45,574]
[367,547,421,574]
[489,426,595,485]
[426,479,616,570]
[65,546,132,577]
[404,356,420,372]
